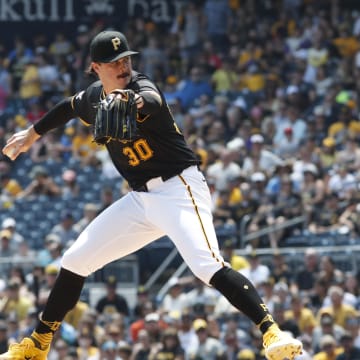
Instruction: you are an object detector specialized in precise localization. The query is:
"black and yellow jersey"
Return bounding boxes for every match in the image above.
[71,71,199,189]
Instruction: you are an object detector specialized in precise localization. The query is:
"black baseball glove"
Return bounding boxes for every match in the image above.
[93,89,138,144]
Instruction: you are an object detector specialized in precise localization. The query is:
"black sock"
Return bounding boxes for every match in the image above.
[210,267,274,333]
[35,268,85,334]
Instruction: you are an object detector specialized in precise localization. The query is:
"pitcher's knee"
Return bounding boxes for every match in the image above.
[61,249,92,277]
[192,262,225,285]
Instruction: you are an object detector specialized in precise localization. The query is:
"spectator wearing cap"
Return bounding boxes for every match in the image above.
[313,334,343,360]
[0,229,15,257]
[312,312,346,353]
[133,286,152,319]
[0,278,34,321]
[37,264,61,312]
[1,217,24,246]
[242,133,283,177]
[18,164,61,199]
[50,210,79,247]
[319,285,359,328]
[144,312,166,344]
[317,137,337,172]
[73,203,99,234]
[159,277,188,315]
[190,318,224,360]
[95,276,129,317]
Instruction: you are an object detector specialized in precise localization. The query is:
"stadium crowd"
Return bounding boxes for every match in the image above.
[1,0,360,358]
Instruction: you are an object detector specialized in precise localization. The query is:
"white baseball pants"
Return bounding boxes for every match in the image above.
[61,165,227,285]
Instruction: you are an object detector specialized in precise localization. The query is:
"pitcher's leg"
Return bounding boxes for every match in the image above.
[62,191,163,275]
[0,192,163,360]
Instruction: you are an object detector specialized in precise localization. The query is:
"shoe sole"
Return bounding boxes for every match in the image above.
[265,338,303,360]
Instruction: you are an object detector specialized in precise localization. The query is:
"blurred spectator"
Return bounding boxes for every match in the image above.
[131,329,160,360]
[272,300,300,339]
[5,36,34,95]
[48,338,70,360]
[183,277,217,318]
[0,278,34,321]
[318,285,359,329]
[308,192,343,234]
[220,239,250,272]
[239,252,270,288]
[174,65,213,111]
[189,318,224,360]
[73,203,99,234]
[29,132,63,164]
[50,211,78,247]
[312,312,346,353]
[18,57,41,105]
[61,168,80,200]
[327,163,357,201]
[75,327,99,359]
[338,200,360,238]
[1,217,24,245]
[95,276,129,317]
[284,294,317,336]
[206,146,243,191]
[0,321,8,354]
[242,134,283,177]
[18,164,61,199]
[294,248,320,295]
[37,264,60,312]
[270,253,292,284]
[312,334,343,360]
[71,124,101,167]
[211,57,239,95]
[0,229,15,256]
[177,311,198,359]
[140,36,168,80]
[336,331,360,360]
[159,277,188,315]
[153,327,185,360]
[98,186,116,213]
[300,163,326,218]
[266,175,302,248]
[317,256,345,291]
[35,52,59,103]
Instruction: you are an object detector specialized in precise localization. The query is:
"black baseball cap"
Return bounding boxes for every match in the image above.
[90,30,138,63]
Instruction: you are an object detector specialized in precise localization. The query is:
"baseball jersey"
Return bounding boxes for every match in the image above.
[71,71,200,189]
